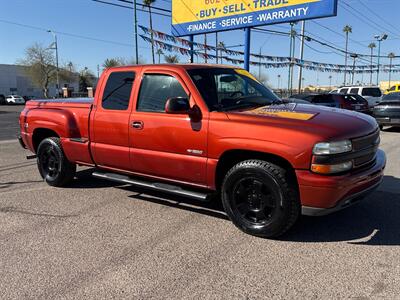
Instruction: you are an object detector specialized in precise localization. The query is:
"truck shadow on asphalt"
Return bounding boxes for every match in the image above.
[279,175,400,245]
[122,175,400,245]
[71,170,400,245]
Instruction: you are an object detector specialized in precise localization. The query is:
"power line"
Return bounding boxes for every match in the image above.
[91,0,171,17]
[0,19,151,49]
[115,0,172,13]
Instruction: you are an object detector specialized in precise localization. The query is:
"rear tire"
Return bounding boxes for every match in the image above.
[221,160,300,238]
[37,137,76,187]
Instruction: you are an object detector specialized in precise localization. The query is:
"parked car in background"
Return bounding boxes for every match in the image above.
[289,93,318,102]
[373,92,400,129]
[23,96,36,103]
[384,84,400,95]
[6,95,25,105]
[337,86,382,108]
[290,93,369,114]
[0,94,6,105]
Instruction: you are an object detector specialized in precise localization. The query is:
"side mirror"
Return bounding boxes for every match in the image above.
[165,97,190,114]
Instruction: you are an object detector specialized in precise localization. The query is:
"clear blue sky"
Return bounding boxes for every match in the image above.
[0,0,399,88]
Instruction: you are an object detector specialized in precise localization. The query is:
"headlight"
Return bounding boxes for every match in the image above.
[312,140,352,155]
[311,161,353,174]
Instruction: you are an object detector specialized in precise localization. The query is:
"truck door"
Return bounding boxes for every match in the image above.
[91,70,136,170]
[129,71,208,185]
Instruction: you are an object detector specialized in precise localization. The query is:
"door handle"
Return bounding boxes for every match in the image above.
[131,121,144,130]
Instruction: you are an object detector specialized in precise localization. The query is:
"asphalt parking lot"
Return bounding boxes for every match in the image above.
[0,105,399,299]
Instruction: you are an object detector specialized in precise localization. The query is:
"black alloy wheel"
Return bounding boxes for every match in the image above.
[222,160,300,238]
[37,137,76,187]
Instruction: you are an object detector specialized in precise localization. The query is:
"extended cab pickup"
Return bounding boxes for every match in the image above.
[19,64,386,237]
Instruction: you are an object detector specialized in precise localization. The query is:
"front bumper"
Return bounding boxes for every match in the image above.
[375,117,400,126]
[297,149,386,216]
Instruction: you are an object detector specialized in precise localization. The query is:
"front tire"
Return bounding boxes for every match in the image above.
[37,137,76,187]
[222,160,300,238]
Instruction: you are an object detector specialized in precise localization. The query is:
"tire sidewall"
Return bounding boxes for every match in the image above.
[37,138,65,186]
[222,162,296,237]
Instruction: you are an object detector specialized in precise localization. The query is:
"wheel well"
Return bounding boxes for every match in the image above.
[215,150,297,190]
[32,128,59,152]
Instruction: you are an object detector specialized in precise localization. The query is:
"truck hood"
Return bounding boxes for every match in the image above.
[226,103,378,140]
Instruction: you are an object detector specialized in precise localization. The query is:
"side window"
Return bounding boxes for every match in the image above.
[350,88,359,94]
[102,71,135,110]
[339,88,349,94]
[137,74,187,112]
[389,86,396,91]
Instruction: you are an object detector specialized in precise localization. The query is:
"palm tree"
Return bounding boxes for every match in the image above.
[388,52,395,88]
[368,42,377,85]
[143,0,156,64]
[343,25,352,85]
[156,48,164,64]
[102,58,121,69]
[164,54,179,64]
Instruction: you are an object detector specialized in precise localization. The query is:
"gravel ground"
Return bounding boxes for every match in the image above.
[0,105,399,299]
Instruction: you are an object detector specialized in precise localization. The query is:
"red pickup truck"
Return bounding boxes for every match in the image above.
[19,64,386,237]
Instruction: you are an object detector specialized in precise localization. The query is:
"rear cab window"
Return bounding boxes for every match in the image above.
[137,74,188,112]
[102,71,135,110]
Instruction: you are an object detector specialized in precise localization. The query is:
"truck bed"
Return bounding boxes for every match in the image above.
[21,97,94,165]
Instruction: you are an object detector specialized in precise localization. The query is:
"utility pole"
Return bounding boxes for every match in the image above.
[258,47,262,80]
[277,74,281,90]
[133,0,139,64]
[215,32,218,64]
[297,21,305,94]
[375,34,388,86]
[204,34,207,63]
[388,52,395,88]
[47,30,60,97]
[288,22,296,96]
[189,35,194,63]
[350,54,358,85]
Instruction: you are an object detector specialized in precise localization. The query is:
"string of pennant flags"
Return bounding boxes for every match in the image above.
[139,26,400,74]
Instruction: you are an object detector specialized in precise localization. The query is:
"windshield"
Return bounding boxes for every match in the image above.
[188,68,281,111]
[362,88,382,97]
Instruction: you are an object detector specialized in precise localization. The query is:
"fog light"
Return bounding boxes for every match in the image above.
[311,161,353,174]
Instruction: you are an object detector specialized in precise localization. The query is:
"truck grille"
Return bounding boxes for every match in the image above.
[352,129,380,168]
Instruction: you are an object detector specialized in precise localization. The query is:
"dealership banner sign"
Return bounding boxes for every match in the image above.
[172,0,338,36]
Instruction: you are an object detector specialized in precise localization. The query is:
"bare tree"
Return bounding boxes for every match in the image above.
[59,61,78,85]
[20,43,56,98]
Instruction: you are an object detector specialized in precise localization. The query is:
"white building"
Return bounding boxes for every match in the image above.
[0,64,78,98]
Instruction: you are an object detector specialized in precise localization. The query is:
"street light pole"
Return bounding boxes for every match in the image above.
[48,30,59,97]
[297,21,305,94]
[375,34,388,86]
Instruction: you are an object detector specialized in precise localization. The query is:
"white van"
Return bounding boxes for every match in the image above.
[337,86,382,107]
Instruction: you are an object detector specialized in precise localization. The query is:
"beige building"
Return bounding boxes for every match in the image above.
[380,80,400,91]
